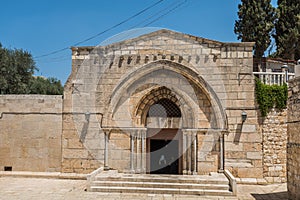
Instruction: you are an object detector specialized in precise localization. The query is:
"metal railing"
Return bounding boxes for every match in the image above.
[253,72,295,85]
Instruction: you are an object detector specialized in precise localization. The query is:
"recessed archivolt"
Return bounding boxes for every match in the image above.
[134,86,184,126]
[108,60,203,109]
[102,60,227,130]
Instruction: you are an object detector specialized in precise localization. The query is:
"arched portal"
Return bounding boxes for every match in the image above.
[146,97,182,174]
[102,60,228,175]
[105,60,227,130]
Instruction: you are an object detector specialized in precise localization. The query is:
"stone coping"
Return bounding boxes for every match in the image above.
[224,169,237,195]
[236,178,268,185]
[0,171,87,180]
[0,95,62,99]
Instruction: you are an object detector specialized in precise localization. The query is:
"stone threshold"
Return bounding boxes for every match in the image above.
[0,171,87,180]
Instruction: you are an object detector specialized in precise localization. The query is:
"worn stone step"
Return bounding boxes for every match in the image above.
[91,180,230,190]
[95,175,229,185]
[89,186,234,196]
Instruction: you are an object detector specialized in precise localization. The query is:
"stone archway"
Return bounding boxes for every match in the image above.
[102,60,227,175]
[105,60,227,131]
[145,97,183,174]
[134,86,192,174]
[135,86,185,127]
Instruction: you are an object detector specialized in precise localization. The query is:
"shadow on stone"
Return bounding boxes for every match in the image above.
[251,191,288,199]
[80,121,89,142]
[234,123,243,144]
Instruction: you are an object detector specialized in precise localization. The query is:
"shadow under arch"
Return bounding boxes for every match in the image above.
[104,59,227,130]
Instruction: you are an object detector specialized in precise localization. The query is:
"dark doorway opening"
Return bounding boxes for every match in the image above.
[150,139,179,174]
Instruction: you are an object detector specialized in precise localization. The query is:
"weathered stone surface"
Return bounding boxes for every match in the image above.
[237,168,263,178]
[261,109,287,183]
[0,95,62,172]
[246,152,262,160]
[287,77,300,199]
[64,30,257,174]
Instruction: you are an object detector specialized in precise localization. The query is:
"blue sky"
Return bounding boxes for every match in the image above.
[1,0,277,84]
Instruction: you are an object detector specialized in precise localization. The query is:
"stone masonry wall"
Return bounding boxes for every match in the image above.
[62,57,103,174]
[0,95,62,172]
[287,77,300,200]
[262,109,287,183]
[63,29,263,177]
[225,108,263,179]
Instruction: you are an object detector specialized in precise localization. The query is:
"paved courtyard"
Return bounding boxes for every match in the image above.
[0,176,288,200]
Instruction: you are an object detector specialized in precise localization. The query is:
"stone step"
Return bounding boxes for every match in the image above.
[90,172,233,196]
[89,186,233,196]
[95,175,229,185]
[91,180,230,190]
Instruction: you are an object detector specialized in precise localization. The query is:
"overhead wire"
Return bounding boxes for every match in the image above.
[128,0,185,29]
[34,0,165,59]
[143,0,187,27]
[105,0,187,46]
[35,0,188,64]
[35,53,70,62]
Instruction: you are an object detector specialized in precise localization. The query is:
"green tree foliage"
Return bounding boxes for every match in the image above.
[0,43,36,94]
[0,43,63,95]
[274,0,300,60]
[255,78,288,117]
[234,0,276,58]
[28,77,63,95]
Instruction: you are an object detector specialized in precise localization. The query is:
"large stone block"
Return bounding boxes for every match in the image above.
[241,124,257,133]
[68,139,84,149]
[63,149,88,159]
[237,168,263,178]
[225,142,244,151]
[246,152,262,160]
[225,151,246,159]
[243,142,262,152]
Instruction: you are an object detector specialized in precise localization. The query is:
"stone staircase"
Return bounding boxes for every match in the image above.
[88,171,234,196]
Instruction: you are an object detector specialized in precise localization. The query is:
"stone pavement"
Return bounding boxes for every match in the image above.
[0,177,288,200]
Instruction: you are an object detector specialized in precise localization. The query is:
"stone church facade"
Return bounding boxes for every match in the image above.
[0,30,287,182]
[62,29,260,177]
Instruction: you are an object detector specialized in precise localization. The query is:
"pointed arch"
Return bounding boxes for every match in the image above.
[103,60,227,130]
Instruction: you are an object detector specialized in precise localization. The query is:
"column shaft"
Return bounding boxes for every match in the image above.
[219,133,224,172]
[182,132,187,174]
[141,130,146,173]
[130,132,135,173]
[192,132,197,174]
[136,131,141,173]
[104,132,109,170]
[187,132,192,174]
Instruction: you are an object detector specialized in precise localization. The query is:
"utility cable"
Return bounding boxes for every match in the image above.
[128,0,184,29]
[34,0,165,59]
[101,0,187,47]
[35,0,188,64]
[143,0,187,27]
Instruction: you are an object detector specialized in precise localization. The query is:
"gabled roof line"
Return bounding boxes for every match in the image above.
[71,29,254,51]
